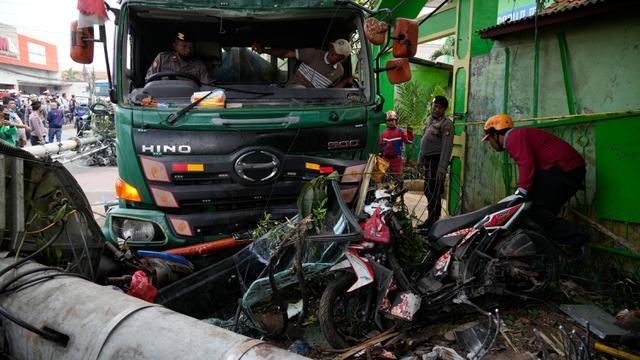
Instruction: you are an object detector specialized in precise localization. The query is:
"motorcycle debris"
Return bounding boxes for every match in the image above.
[444,321,479,342]
[287,300,303,319]
[422,346,465,360]
[454,310,501,360]
[389,291,422,321]
[559,304,630,340]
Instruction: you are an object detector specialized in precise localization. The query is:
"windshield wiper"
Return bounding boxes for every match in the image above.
[165,90,213,125]
[214,84,274,96]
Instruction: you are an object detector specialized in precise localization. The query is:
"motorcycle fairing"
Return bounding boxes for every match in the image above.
[482,203,527,229]
[329,259,351,271]
[345,249,374,292]
[434,250,452,277]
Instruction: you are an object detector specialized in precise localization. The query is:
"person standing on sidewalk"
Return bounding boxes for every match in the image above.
[379,110,413,184]
[47,101,65,143]
[28,101,47,145]
[7,99,29,147]
[417,96,454,230]
[69,95,77,125]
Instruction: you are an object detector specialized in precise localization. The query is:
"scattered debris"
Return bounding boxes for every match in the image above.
[423,346,465,360]
[335,329,399,360]
[454,311,501,360]
[288,340,311,356]
[533,328,566,357]
[559,304,631,340]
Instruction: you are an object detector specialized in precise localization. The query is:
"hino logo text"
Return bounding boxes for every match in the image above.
[141,145,192,153]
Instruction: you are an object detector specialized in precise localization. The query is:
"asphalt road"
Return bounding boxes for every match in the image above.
[56,127,118,226]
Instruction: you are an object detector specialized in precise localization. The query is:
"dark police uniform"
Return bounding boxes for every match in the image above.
[418,114,454,229]
[145,52,211,84]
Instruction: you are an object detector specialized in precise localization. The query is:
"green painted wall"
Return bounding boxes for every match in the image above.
[410,64,451,95]
[465,12,640,235]
[419,7,457,39]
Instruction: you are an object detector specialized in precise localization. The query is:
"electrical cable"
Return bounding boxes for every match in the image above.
[418,0,449,26]
[0,273,89,296]
[0,266,62,294]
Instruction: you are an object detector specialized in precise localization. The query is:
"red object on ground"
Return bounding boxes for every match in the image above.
[165,238,252,257]
[127,270,158,302]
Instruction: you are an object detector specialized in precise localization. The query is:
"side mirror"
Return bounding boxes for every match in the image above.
[90,102,110,116]
[364,17,388,46]
[392,18,418,58]
[386,58,411,84]
[70,20,94,64]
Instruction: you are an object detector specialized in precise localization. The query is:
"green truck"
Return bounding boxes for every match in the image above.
[71,0,415,249]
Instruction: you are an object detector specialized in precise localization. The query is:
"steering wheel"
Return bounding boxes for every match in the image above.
[145,71,201,86]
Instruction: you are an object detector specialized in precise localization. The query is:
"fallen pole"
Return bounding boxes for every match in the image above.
[0,259,307,360]
[23,136,100,158]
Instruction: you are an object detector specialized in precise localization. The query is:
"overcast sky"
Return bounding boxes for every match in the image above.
[0,0,116,73]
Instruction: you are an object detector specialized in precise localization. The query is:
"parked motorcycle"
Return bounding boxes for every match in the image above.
[318,189,559,349]
[73,102,117,166]
[73,104,91,137]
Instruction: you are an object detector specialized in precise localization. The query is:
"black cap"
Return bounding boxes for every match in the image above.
[175,31,193,42]
[432,95,449,109]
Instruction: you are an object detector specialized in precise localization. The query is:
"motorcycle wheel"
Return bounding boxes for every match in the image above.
[494,229,559,296]
[319,272,376,349]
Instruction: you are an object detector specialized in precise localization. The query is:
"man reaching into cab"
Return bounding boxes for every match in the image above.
[251,39,354,88]
[146,31,212,85]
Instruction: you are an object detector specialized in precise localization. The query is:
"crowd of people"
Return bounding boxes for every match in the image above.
[0,91,85,147]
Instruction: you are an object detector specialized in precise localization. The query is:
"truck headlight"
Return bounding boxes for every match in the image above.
[112,217,165,243]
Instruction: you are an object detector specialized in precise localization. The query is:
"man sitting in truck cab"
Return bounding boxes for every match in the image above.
[251,39,355,88]
[145,31,212,85]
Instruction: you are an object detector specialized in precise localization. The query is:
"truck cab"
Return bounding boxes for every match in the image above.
[72,1,414,249]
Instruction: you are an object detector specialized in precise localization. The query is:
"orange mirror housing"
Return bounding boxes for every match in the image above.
[386,58,411,84]
[70,20,94,64]
[392,18,418,58]
[364,17,388,45]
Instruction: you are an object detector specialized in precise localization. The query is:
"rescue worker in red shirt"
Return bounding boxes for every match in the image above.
[379,111,413,184]
[482,114,590,249]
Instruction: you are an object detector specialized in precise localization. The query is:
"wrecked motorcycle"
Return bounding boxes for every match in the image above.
[319,192,559,349]
[154,177,364,336]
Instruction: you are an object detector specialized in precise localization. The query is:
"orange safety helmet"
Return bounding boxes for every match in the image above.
[386,110,398,121]
[482,114,514,141]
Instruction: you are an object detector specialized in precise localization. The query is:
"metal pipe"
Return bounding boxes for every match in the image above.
[503,47,510,113]
[60,144,109,164]
[0,259,307,360]
[557,32,577,115]
[594,342,640,360]
[24,136,100,158]
[165,237,252,257]
[532,28,540,119]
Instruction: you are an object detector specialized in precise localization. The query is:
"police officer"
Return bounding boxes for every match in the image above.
[145,31,212,84]
[417,96,454,230]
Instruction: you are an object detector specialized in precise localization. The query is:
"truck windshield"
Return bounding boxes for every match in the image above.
[122,7,371,108]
